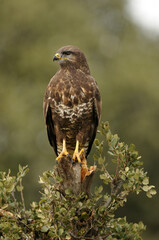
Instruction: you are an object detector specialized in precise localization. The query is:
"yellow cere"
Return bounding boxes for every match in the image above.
[55,53,61,59]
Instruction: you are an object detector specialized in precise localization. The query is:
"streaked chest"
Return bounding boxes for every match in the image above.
[53,98,93,123]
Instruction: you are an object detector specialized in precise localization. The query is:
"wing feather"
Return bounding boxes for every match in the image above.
[86,86,102,157]
[44,103,58,156]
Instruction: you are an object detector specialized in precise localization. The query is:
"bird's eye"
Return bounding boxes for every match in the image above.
[62,51,73,55]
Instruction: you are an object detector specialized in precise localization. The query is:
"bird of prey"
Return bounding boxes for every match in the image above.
[43,45,101,162]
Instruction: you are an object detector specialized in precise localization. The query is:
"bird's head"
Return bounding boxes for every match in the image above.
[53,45,90,74]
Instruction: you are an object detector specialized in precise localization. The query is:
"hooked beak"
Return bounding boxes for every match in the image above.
[53,53,61,61]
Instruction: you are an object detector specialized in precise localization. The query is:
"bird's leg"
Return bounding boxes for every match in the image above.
[73,140,85,163]
[72,140,81,163]
[56,139,69,161]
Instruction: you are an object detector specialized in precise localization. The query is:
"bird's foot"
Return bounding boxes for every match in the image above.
[72,152,81,163]
[79,148,85,156]
[72,148,85,163]
[81,165,97,182]
[56,150,69,162]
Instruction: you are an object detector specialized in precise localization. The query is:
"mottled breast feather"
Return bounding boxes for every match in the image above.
[43,45,101,158]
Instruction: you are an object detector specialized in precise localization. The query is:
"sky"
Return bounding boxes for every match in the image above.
[127,0,159,35]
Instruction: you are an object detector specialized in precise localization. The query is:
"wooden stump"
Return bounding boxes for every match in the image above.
[54,151,96,196]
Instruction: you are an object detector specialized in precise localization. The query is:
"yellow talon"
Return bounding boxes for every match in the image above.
[79,148,85,155]
[73,141,85,163]
[56,139,69,161]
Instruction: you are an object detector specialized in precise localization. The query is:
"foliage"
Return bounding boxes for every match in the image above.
[0,123,156,239]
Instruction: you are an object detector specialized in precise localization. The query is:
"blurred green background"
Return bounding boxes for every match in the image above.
[0,0,158,239]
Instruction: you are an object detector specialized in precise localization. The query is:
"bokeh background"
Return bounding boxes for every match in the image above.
[0,0,158,239]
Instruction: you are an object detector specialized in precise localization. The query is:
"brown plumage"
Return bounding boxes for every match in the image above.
[43,45,101,161]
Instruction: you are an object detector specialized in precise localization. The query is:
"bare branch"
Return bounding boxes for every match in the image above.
[54,154,96,196]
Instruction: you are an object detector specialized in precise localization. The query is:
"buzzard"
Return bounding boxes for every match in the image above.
[43,45,101,162]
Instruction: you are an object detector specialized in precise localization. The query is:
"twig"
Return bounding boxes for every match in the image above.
[69,232,95,240]
[104,196,112,208]
[20,179,25,211]
[115,156,120,181]
[12,190,18,214]
[101,162,113,181]
[104,180,123,208]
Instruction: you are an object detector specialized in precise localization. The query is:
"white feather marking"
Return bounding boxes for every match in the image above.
[52,99,93,122]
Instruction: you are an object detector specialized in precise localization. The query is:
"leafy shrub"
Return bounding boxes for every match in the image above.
[0,122,156,239]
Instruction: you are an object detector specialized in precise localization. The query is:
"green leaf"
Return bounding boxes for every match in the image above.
[39,177,45,184]
[65,188,72,195]
[93,154,98,161]
[98,157,104,165]
[58,228,64,236]
[6,183,15,193]
[143,185,155,192]
[149,189,157,195]
[16,185,23,192]
[106,131,112,141]
[81,212,88,220]
[60,207,67,214]
[108,151,114,156]
[100,174,106,180]
[110,134,119,147]
[44,188,49,195]
[56,176,63,183]
[31,201,38,208]
[98,185,103,193]
[37,213,45,219]
[129,143,136,152]
[142,186,150,192]
[78,201,83,207]
[41,225,49,232]
[94,138,100,146]
[66,236,72,240]
[48,231,56,237]
[107,212,115,217]
[18,164,22,172]
[21,167,29,177]
[142,177,149,185]
[146,192,153,198]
